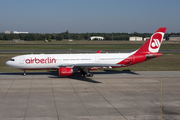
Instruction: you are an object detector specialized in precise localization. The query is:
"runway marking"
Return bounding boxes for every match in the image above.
[91,84,128,120]
[51,78,60,120]
[0,76,16,104]
[69,79,93,119]
[23,74,33,120]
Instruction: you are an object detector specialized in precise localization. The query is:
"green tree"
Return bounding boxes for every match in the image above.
[75,34,83,40]
[3,34,12,40]
[56,34,63,41]
[0,34,3,40]
[12,34,19,39]
[47,35,51,40]
[37,34,45,40]
[51,33,56,39]
[19,34,26,40]
[104,34,111,40]
[84,33,90,40]
[64,30,69,39]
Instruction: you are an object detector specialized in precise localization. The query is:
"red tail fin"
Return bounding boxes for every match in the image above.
[117,28,166,66]
[135,27,166,54]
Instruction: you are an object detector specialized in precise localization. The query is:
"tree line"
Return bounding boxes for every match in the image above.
[0,30,179,41]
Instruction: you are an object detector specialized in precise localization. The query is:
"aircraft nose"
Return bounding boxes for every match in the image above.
[6,61,12,67]
[6,61,10,66]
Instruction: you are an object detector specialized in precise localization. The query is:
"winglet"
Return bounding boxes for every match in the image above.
[96,50,101,53]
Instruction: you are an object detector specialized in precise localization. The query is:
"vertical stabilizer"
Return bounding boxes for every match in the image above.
[135,27,166,54]
[117,28,166,66]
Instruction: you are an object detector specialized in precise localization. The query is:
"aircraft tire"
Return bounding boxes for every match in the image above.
[89,73,93,77]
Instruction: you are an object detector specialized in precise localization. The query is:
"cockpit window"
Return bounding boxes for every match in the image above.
[10,59,15,61]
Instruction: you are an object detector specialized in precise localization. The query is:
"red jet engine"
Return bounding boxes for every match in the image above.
[58,67,73,76]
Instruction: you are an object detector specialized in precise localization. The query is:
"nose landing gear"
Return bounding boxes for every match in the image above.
[23,70,26,76]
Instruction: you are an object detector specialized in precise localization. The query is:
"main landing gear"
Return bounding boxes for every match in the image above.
[81,71,93,77]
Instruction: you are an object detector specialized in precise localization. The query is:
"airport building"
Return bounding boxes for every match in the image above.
[13,31,28,34]
[129,36,143,41]
[144,37,150,41]
[5,31,28,34]
[90,36,104,41]
[169,36,180,41]
[5,31,11,34]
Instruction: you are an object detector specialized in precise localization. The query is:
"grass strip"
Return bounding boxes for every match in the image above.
[0,44,180,50]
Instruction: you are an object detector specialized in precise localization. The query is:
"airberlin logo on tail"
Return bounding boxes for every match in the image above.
[25,57,56,64]
[148,32,164,53]
[151,39,160,49]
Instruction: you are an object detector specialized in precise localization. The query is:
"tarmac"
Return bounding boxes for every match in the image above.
[0,71,180,120]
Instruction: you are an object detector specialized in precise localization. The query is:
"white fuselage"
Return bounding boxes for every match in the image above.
[6,53,134,69]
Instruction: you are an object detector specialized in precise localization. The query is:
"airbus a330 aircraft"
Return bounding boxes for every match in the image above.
[6,28,166,77]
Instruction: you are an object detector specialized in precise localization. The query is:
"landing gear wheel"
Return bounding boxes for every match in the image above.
[89,73,93,77]
[23,70,26,76]
[81,70,93,77]
[83,73,87,77]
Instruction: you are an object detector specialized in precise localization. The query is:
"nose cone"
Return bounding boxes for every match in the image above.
[6,61,9,66]
[6,60,16,68]
[6,57,20,69]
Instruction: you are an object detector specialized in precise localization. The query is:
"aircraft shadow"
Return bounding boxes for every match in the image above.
[48,72,102,83]
[94,70,140,75]
[69,76,101,83]
[0,71,57,76]
[0,70,139,83]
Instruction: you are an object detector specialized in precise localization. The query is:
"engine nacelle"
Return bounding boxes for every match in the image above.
[58,67,73,76]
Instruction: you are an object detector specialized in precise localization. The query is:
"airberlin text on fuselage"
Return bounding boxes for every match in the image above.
[25,57,56,64]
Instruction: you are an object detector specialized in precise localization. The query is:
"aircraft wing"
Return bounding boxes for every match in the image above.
[74,63,122,67]
[58,63,122,67]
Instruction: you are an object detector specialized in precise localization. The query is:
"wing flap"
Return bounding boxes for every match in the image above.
[74,63,122,67]
[58,63,122,68]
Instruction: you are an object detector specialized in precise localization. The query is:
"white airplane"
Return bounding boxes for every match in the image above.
[6,28,166,77]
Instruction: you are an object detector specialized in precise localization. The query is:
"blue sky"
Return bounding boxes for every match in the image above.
[0,0,180,33]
